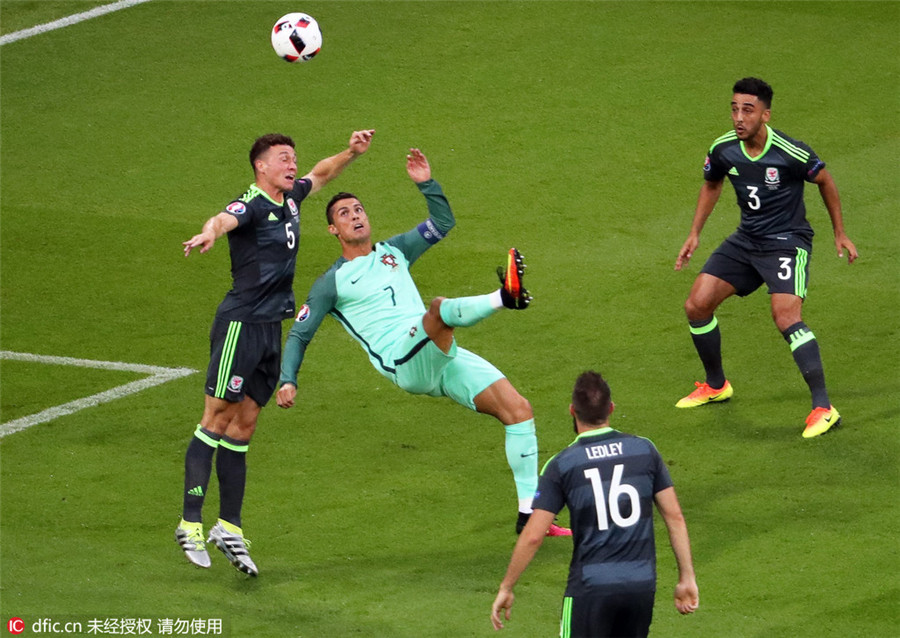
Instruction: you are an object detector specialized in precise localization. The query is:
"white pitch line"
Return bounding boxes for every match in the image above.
[0,351,196,437]
[0,350,194,376]
[0,0,154,46]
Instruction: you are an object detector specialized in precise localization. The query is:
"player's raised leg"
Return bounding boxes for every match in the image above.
[433,247,532,332]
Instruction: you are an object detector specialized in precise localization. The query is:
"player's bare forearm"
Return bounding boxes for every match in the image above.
[491,510,553,630]
[183,212,237,256]
[675,180,722,270]
[655,488,699,614]
[815,170,859,264]
[499,510,552,590]
[305,129,375,194]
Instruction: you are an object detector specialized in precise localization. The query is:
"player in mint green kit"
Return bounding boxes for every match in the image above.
[277,148,570,536]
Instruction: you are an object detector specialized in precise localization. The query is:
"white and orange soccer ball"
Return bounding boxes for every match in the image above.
[271,13,322,63]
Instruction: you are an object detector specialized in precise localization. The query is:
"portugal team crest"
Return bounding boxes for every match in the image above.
[381,253,399,269]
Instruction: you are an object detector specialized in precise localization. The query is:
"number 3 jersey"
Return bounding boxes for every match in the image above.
[533,427,673,596]
[704,124,825,247]
[214,178,312,323]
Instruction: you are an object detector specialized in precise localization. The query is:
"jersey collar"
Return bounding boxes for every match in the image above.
[739,124,773,162]
[573,426,614,443]
[248,183,285,206]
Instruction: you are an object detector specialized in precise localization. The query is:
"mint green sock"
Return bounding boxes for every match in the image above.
[505,419,538,513]
[438,293,499,327]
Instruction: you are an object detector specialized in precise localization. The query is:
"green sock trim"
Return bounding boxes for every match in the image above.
[194,425,220,449]
[219,438,249,453]
[788,327,816,352]
[689,316,718,335]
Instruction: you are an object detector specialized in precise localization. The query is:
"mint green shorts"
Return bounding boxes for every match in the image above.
[389,320,504,411]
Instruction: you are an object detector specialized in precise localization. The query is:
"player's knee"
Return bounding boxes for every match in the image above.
[227,413,258,441]
[506,392,533,423]
[684,295,713,322]
[684,296,701,320]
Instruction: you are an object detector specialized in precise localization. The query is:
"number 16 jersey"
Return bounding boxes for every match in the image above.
[533,427,673,596]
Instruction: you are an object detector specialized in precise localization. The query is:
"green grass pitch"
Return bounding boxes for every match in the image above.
[1,1,898,636]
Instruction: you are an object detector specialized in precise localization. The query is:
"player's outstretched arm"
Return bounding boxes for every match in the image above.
[675,180,723,271]
[406,148,431,183]
[813,169,858,264]
[490,509,554,630]
[654,487,699,615]
[183,212,239,256]
[303,129,375,195]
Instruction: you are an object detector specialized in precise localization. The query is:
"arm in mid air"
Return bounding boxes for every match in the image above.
[182,211,240,256]
[387,149,456,264]
[302,129,376,195]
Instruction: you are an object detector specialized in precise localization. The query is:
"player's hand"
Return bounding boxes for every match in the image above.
[675,235,699,271]
[835,233,858,264]
[490,588,514,630]
[349,129,375,156]
[674,578,699,615]
[183,232,215,256]
[406,148,431,183]
[276,383,297,408]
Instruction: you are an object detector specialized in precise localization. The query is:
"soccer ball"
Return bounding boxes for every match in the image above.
[271,13,322,63]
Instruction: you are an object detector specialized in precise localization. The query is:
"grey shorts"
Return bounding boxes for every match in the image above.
[206,318,281,406]
[701,235,811,298]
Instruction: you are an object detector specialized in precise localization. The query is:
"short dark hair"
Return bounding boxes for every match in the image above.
[732,77,773,109]
[249,133,295,170]
[572,371,612,425]
[325,192,360,225]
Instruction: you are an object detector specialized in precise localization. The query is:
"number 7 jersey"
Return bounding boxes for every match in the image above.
[279,179,456,387]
